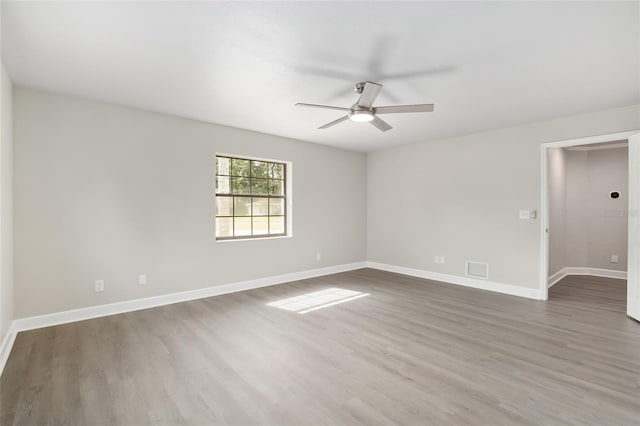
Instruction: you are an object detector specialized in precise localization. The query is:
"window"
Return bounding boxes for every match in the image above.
[215,155,287,240]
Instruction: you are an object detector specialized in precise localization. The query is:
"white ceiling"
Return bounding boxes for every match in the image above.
[2,1,639,152]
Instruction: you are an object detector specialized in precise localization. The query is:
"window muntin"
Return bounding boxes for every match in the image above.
[215,155,287,240]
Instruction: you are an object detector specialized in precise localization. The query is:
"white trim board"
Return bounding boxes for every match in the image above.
[0,322,17,378]
[547,269,567,288]
[11,262,366,333]
[366,262,542,300]
[565,142,628,151]
[543,130,640,149]
[548,267,628,288]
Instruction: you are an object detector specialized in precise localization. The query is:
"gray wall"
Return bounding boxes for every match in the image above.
[367,105,640,290]
[550,146,629,274]
[14,88,367,318]
[11,87,640,318]
[1,63,14,341]
[586,147,628,270]
[564,150,590,267]
[566,147,629,270]
[548,148,567,276]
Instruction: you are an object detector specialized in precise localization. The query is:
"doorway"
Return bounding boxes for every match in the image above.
[540,130,640,322]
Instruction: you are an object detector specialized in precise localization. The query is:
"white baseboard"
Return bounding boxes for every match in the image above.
[3,259,570,376]
[12,261,367,334]
[547,267,627,288]
[547,269,567,288]
[0,322,17,377]
[1,261,364,377]
[11,261,545,336]
[366,262,542,300]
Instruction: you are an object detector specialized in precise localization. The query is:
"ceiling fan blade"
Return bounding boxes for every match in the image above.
[370,116,393,132]
[375,104,435,114]
[293,65,362,82]
[381,65,454,80]
[357,81,383,108]
[296,103,350,112]
[318,115,349,129]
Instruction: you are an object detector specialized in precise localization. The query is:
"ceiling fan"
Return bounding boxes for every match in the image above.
[295,81,434,132]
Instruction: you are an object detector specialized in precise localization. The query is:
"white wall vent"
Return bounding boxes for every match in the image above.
[465,261,489,280]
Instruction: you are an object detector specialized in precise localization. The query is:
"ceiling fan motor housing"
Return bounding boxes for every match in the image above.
[349,108,374,122]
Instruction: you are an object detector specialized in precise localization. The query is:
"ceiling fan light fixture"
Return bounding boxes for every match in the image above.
[296,81,434,132]
[349,110,374,122]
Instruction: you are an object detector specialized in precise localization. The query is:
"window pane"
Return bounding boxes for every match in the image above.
[251,161,269,178]
[269,180,284,196]
[216,196,233,216]
[272,163,284,179]
[270,216,285,234]
[251,178,269,195]
[234,197,251,216]
[252,197,268,216]
[269,198,284,216]
[234,217,252,236]
[216,176,230,194]
[231,158,250,177]
[253,217,269,235]
[216,217,233,238]
[231,177,250,194]
[216,156,287,240]
[216,157,230,176]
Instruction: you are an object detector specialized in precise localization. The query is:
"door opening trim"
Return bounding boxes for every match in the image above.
[540,130,639,301]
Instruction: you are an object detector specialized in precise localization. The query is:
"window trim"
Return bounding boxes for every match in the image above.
[215,153,292,241]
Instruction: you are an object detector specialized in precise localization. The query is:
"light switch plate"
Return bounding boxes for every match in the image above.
[519,210,530,220]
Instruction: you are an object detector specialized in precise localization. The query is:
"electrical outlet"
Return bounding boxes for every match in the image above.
[519,210,530,220]
[138,274,147,285]
[440,256,446,264]
[316,252,321,261]
[611,255,619,263]
[94,280,104,292]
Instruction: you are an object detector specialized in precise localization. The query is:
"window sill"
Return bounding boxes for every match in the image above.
[215,235,292,243]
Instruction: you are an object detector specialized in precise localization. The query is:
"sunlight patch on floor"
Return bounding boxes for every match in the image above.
[266,287,370,314]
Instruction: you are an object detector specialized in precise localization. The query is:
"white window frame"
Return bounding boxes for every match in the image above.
[215,153,292,242]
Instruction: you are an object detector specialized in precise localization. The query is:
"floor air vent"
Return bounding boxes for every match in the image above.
[466,261,489,280]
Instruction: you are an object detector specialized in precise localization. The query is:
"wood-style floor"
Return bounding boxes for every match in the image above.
[1,269,639,425]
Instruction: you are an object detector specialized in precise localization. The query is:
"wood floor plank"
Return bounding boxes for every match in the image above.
[1,269,639,425]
